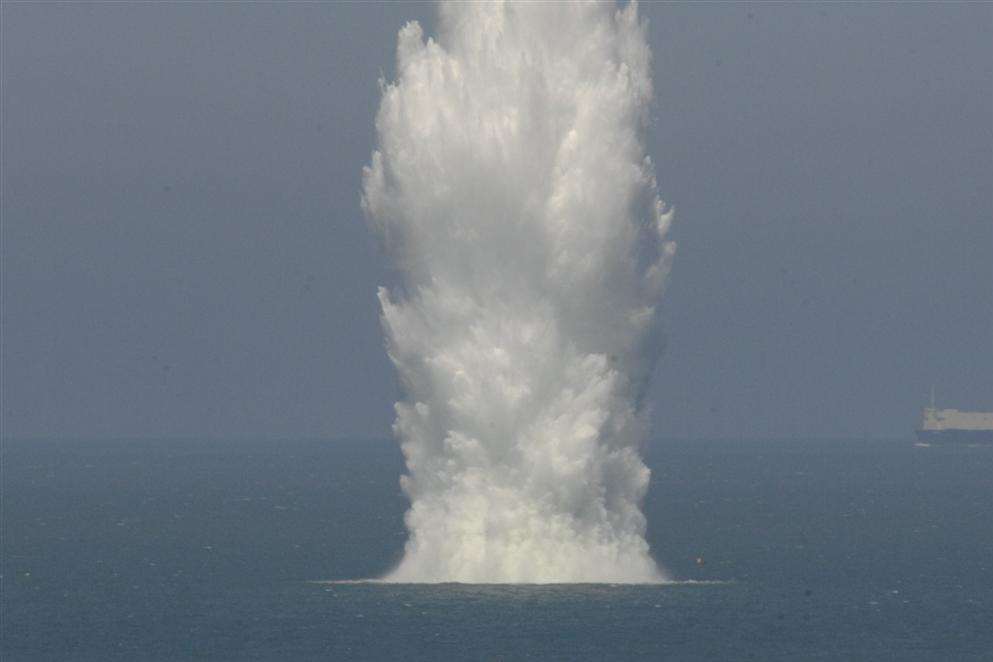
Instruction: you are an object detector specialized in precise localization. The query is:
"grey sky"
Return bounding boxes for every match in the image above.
[2,2,990,440]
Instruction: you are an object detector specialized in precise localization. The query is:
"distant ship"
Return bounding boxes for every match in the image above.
[916,388,993,445]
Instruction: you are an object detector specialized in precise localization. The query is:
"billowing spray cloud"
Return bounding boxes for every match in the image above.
[362,1,675,583]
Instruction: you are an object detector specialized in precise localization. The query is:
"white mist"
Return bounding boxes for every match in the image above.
[362,1,675,583]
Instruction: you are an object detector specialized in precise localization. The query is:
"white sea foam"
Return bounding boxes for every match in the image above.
[362,1,675,583]
[312,580,731,587]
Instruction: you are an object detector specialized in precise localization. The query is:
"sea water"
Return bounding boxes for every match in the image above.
[3,438,991,660]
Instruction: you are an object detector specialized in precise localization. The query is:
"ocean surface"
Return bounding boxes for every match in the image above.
[3,438,991,661]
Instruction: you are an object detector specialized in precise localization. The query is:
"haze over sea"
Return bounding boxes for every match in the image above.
[4,437,990,661]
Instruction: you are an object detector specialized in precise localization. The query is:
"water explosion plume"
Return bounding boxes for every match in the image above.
[362,1,675,583]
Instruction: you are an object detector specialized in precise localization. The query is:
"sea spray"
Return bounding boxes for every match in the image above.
[362,1,675,583]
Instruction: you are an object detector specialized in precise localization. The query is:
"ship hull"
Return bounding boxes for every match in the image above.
[916,429,993,445]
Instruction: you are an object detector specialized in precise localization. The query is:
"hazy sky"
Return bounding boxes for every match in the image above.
[2,2,990,440]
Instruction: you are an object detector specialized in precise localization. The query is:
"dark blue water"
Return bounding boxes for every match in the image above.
[3,438,991,660]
